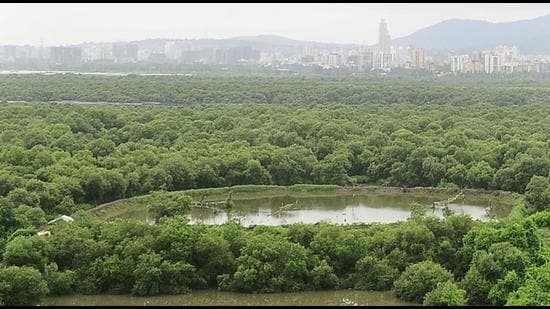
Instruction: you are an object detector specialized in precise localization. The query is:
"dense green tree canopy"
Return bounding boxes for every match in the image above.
[423,281,467,306]
[1,99,549,218]
[393,260,454,303]
[0,74,548,305]
[0,266,49,306]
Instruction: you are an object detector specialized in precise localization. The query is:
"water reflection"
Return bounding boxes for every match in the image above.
[186,194,501,226]
[108,193,508,227]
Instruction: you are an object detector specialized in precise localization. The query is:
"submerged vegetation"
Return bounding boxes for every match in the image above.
[0,74,549,305]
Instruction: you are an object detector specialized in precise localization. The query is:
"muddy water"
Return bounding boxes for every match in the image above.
[187,194,499,226]
[43,290,416,306]
[106,193,507,226]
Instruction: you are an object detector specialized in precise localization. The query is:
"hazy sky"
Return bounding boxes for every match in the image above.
[2,3,550,46]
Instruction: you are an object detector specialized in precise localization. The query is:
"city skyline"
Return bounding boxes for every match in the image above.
[2,15,550,75]
[2,3,550,46]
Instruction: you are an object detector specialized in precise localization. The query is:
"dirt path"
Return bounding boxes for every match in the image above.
[88,198,134,213]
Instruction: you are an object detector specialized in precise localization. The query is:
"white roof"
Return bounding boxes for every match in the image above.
[37,231,51,236]
[47,215,74,225]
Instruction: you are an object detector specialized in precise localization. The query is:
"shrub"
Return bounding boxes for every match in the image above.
[393,260,454,303]
[423,280,467,306]
[310,259,339,290]
[354,256,399,291]
[0,266,49,305]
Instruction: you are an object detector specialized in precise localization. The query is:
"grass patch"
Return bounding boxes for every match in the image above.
[288,184,342,193]
[502,196,527,224]
[92,200,148,221]
[180,185,287,199]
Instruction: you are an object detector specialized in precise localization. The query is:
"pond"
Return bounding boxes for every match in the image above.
[103,192,510,226]
[43,290,416,306]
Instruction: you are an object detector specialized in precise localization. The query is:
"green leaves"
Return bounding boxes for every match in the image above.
[0,75,549,305]
[506,262,550,306]
[423,281,467,306]
[393,260,454,303]
[227,233,310,293]
[3,236,51,271]
[148,191,193,223]
[0,98,549,214]
[0,211,545,305]
[525,176,550,212]
[354,256,399,291]
[0,266,49,306]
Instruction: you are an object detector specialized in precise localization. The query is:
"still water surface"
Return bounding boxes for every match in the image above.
[188,194,498,226]
[43,290,415,306]
[109,193,506,226]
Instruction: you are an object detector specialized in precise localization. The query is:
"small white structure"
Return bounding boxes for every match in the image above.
[37,231,51,237]
[47,215,74,225]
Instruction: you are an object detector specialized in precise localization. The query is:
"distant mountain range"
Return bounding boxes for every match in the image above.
[79,14,550,54]
[391,14,550,53]
[120,35,359,52]
[228,35,359,48]
[217,14,550,54]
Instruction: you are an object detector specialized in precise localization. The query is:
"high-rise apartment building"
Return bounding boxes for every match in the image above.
[222,46,260,65]
[377,19,393,70]
[112,43,139,63]
[378,19,391,54]
[327,52,342,67]
[164,41,183,61]
[451,55,461,73]
[459,55,472,72]
[301,55,314,65]
[0,45,17,62]
[451,54,472,73]
[411,48,425,69]
[495,45,520,63]
[483,53,501,74]
[50,46,82,65]
[214,49,227,65]
[359,49,374,71]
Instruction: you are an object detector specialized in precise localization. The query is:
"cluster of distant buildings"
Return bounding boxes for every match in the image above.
[1,19,550,74]
[293,20,550,74]
[0,42,262,66]
[449,46,550,74]
[291,20,430,72]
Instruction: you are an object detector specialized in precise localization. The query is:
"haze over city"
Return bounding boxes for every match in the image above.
[2,3,550,45]
[2,3,550,75]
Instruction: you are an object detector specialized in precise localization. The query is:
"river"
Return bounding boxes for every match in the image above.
[43,290,415,306]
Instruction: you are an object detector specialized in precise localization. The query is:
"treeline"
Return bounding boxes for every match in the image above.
[1,103,550,218]
[0,62,358,76]
[1,74,550,105]
[0,209,548,305]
